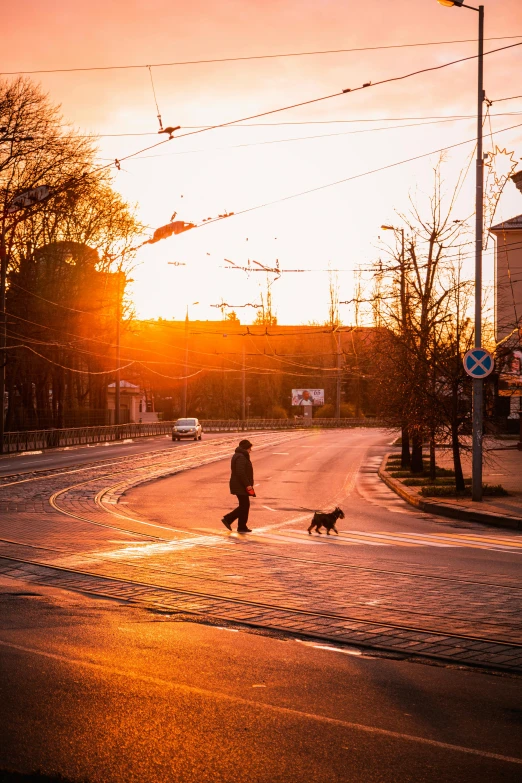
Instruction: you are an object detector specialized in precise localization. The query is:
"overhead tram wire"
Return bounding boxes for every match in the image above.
[168,42,522,145]
[85,40,522,175]
[190,118,522,233]
[5,311,352,372]
[100,112,522,162]
[27,45,522,189]
[79,108,522,138]
[3,45,519,227]
[3,34,522,75]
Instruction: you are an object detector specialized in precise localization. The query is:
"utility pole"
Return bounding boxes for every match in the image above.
[0,227,6,453]
[335,327,341,419]
[399,228,411,469]
[114,272,121,428]
[436,1,485,499]
[381,224,410,468]
[241,343,246,421]
[182,308,189,417]
[472,4,485,501]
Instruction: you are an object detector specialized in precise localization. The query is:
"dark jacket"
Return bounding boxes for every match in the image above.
[229,447,254,495]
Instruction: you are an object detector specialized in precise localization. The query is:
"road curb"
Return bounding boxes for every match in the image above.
[378,454,522,531]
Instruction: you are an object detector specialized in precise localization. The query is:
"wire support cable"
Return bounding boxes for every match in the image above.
[3,34,522,75]
[192,118,522,231]
[169,42,522,145]
[6,45,521,214]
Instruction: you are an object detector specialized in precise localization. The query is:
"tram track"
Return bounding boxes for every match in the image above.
[1,429,521,672]
[0,551,520,676]
[46,431,301,538]
[35,551,522,636]
[0,434,263,488]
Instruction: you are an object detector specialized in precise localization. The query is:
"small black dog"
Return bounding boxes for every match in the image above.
[307,506,345,535]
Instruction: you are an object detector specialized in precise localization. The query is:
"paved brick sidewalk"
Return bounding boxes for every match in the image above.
[0,431,521,673]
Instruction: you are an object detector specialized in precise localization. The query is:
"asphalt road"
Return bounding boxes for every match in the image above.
[0,431,227,477]
[125,428,521,581]
[0,579,521,783]
[1,428,521,782]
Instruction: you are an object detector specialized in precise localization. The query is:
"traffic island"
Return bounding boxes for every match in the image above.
[379,453,522,531]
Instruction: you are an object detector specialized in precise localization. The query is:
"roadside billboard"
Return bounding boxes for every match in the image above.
[291,389,325,407]
[498,349,522,396]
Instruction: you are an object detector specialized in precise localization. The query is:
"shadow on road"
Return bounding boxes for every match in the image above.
[0,771,88,783]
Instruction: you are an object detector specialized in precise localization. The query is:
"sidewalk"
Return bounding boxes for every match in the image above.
[379,442,522,530]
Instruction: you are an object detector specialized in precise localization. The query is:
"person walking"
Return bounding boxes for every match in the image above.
[222,439,255,533]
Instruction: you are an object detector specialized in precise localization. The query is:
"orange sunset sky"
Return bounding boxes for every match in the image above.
[4,0,522,324]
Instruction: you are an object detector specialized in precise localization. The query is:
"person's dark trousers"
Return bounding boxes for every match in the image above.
[224,494,250,530]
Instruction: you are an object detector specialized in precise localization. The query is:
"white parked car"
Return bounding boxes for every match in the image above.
[172,417,202,441]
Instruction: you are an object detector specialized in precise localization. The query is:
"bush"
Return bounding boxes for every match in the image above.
[314,403,334,418]
[269,405,288,419]
[483,484,509,497]
[421,483,508,498]
[340,403,357,418]
[314,403,358,418]
[421,485,470,497]
[390,466,455,479]
[435,467,455,477]
[403,477,471,487]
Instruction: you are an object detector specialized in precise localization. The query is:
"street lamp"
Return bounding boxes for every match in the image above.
[437,0,485,501]
[381,225,410,469]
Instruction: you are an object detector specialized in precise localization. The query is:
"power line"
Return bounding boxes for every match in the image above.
[3,35,521,75]
[188,119,522,231]
[70,106,522,138]
[8,280,115,314]
[492,93,522,103]
[103,112,522,162]
[169,42,522,145]
[16,46,521,196]
[97,43,522,177]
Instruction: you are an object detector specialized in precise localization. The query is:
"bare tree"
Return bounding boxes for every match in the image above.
[1,77,143,429]
[370,164,475,483]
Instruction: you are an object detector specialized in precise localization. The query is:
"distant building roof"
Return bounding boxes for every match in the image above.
[490,215,522,232]
[107,380,140,389]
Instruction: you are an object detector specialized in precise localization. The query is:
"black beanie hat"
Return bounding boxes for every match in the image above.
[239,439,253,449]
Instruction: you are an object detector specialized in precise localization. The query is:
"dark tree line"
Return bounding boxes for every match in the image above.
[1,77,142,429]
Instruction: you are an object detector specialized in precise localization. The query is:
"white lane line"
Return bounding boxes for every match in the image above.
[263,506,278,512]
[0,639,520,766]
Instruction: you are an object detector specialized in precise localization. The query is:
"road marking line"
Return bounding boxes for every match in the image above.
[0,638,520,766]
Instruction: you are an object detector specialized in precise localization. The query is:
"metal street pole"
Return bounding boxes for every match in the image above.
[437,0,485,501]
[0,227,6,453]
[381,224,410,467]
[335,328,341,419]
[182,308,189,418]
[472,4,485,501]
[114,273,121,429]
[398,228,411,469]
[241,343,246,421]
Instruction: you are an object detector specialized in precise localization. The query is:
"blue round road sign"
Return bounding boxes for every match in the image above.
[463,348,494,379]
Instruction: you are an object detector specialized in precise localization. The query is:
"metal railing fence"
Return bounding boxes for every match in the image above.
[1,417,384,454]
